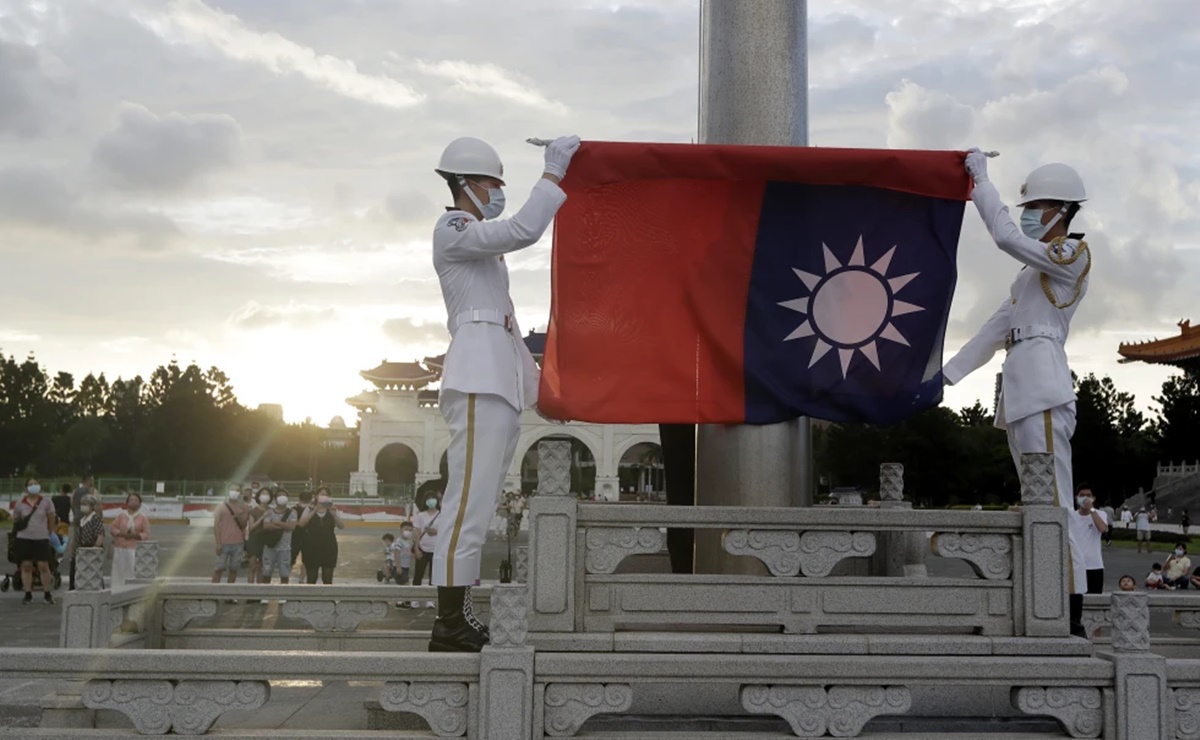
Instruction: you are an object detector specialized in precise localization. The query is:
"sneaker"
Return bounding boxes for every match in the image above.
[43,593,54,605]
[396,601,411,609]
[22,593,32,605]
[279,600,287,604]
[410,601,421,609]
[224,599,239,605]
[425,600,435,609]
[260,599,269,605]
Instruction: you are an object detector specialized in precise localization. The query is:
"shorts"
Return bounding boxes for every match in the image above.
[13,538,52,564]
[261,546,292,579]
[1137,529,1151,541]
[214,543,243,573]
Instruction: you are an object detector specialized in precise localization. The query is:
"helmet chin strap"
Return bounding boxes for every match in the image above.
[458,176,487,216]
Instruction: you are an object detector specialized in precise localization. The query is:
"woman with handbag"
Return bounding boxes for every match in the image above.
[12,478,58,605]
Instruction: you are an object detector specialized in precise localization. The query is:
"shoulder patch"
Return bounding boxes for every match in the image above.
[446,216,470,232]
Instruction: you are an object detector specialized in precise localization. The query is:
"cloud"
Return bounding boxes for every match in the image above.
[0,39,73,136]
[415,59,567,114]
[142,0,424,109]
[92,102,242,192]
[885,80,974,149]
[229,301,336,330]
[0,164,179,250]
[382,317,450,346]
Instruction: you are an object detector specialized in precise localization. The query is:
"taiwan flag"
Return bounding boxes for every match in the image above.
[536,142,972,425]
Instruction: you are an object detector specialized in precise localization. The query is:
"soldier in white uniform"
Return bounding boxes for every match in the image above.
[428,134,580,652]
[944,150,1091,636]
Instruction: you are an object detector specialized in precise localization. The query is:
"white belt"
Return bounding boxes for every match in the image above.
[1005,324,1063,350]
[451,308,512,333]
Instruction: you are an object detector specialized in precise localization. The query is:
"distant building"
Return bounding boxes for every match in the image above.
[257,403,284,421]
[324,416,355,449]
[1118,319,1200,374]
[347,331,662,500]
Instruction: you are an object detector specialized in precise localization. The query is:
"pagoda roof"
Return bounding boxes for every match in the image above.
[1118,319,1200,366]
[423,354,445,370]
[346,391,379,408]
[360,361,438,388]
[524,330,546,356]
[417,390,440,407]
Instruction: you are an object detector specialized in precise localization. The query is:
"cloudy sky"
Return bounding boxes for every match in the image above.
[1,0,1197,427]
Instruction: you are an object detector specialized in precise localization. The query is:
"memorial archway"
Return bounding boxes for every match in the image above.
[618,441,665,500]
[375,443,418,498]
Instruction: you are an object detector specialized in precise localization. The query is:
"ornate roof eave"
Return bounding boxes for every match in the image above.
[1117,319,1200,365]
[346,391,379,409]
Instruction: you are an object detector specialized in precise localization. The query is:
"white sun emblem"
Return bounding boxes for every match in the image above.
[778,236,924,378]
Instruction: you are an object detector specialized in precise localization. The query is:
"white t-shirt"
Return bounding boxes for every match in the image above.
[1121,510,1133,524]
[412,509,442,554]
[1069,509,1109,570]
[1135,512,1150,531]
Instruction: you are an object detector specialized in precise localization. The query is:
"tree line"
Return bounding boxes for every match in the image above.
[2,350,1197,507]
[0,353,356,487]
[815,370,1200,508]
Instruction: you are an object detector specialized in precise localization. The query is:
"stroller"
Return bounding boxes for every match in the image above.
[1,531,64,592]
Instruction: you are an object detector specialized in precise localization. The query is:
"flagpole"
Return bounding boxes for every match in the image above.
[695,0,813,575]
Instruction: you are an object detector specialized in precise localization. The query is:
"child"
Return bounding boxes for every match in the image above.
[378,533,398,583]
[1146,563,1165,590]
[394,522,414,585]
[1118,575,1136,592]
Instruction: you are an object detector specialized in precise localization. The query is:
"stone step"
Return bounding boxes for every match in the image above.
[0,729,1070,738]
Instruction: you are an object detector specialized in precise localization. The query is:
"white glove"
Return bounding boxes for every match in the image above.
[964,147,989,183]
[543,135,581,180]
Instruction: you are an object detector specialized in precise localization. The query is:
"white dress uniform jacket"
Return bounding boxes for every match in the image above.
[943,180,1090,428]
[433,179,567,412]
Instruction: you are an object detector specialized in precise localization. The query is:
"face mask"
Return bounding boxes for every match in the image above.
[276,496,289,506]
[81,505,92,514]
[1077,496,1091,508]
[426,498,438,509]
[228,490,240,500]
[1020,206,1063,240]
[26,484,40,495]
[463,179,505,220]
[401,531,412,540]
[259,494,271,504]
[1177,549,1185,556]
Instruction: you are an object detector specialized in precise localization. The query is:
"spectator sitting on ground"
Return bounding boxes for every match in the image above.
[1146,563,1165,590]
[1165,543,1193,589]
[1118,575,1136,592]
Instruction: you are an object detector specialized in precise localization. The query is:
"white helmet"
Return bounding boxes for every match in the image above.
[435,137,505,184]
[1017,163,1086,206]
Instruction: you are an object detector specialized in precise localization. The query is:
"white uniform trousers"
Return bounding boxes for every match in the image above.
[1006,402,1083,594]
[434,390,520,587]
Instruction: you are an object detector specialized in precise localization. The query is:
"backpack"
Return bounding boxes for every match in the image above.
[261,508,291,547]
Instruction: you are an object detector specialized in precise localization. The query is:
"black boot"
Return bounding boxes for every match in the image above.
[429,586,487,653]
[1069,594,1086,638]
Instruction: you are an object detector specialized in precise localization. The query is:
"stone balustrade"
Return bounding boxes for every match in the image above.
[527,453,1069,639]
[1082,592,1200,642]
[61,582,492,652]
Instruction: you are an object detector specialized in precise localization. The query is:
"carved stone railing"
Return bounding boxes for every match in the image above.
[61,582,493,651]
[528,454,1069,638]
[1082,593,1200,641]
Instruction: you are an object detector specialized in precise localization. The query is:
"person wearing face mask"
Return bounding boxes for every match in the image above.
[244,487,272,584]
[429,134,581,652]
[410,494,441,609]
[109,492,150,590]
[1164,542,1192,590]
[212,489,249,587]
[260,490,298,586]
[944,152,1091,635]
[1067,484,1108,617]
[297,488,344,584]
[12,478,58,605]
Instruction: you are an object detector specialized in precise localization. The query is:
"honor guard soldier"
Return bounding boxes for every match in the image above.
[428,134,580,652]
[944,150,1092,636]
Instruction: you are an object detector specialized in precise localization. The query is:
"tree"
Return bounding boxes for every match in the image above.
[1153,371,1200,465]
